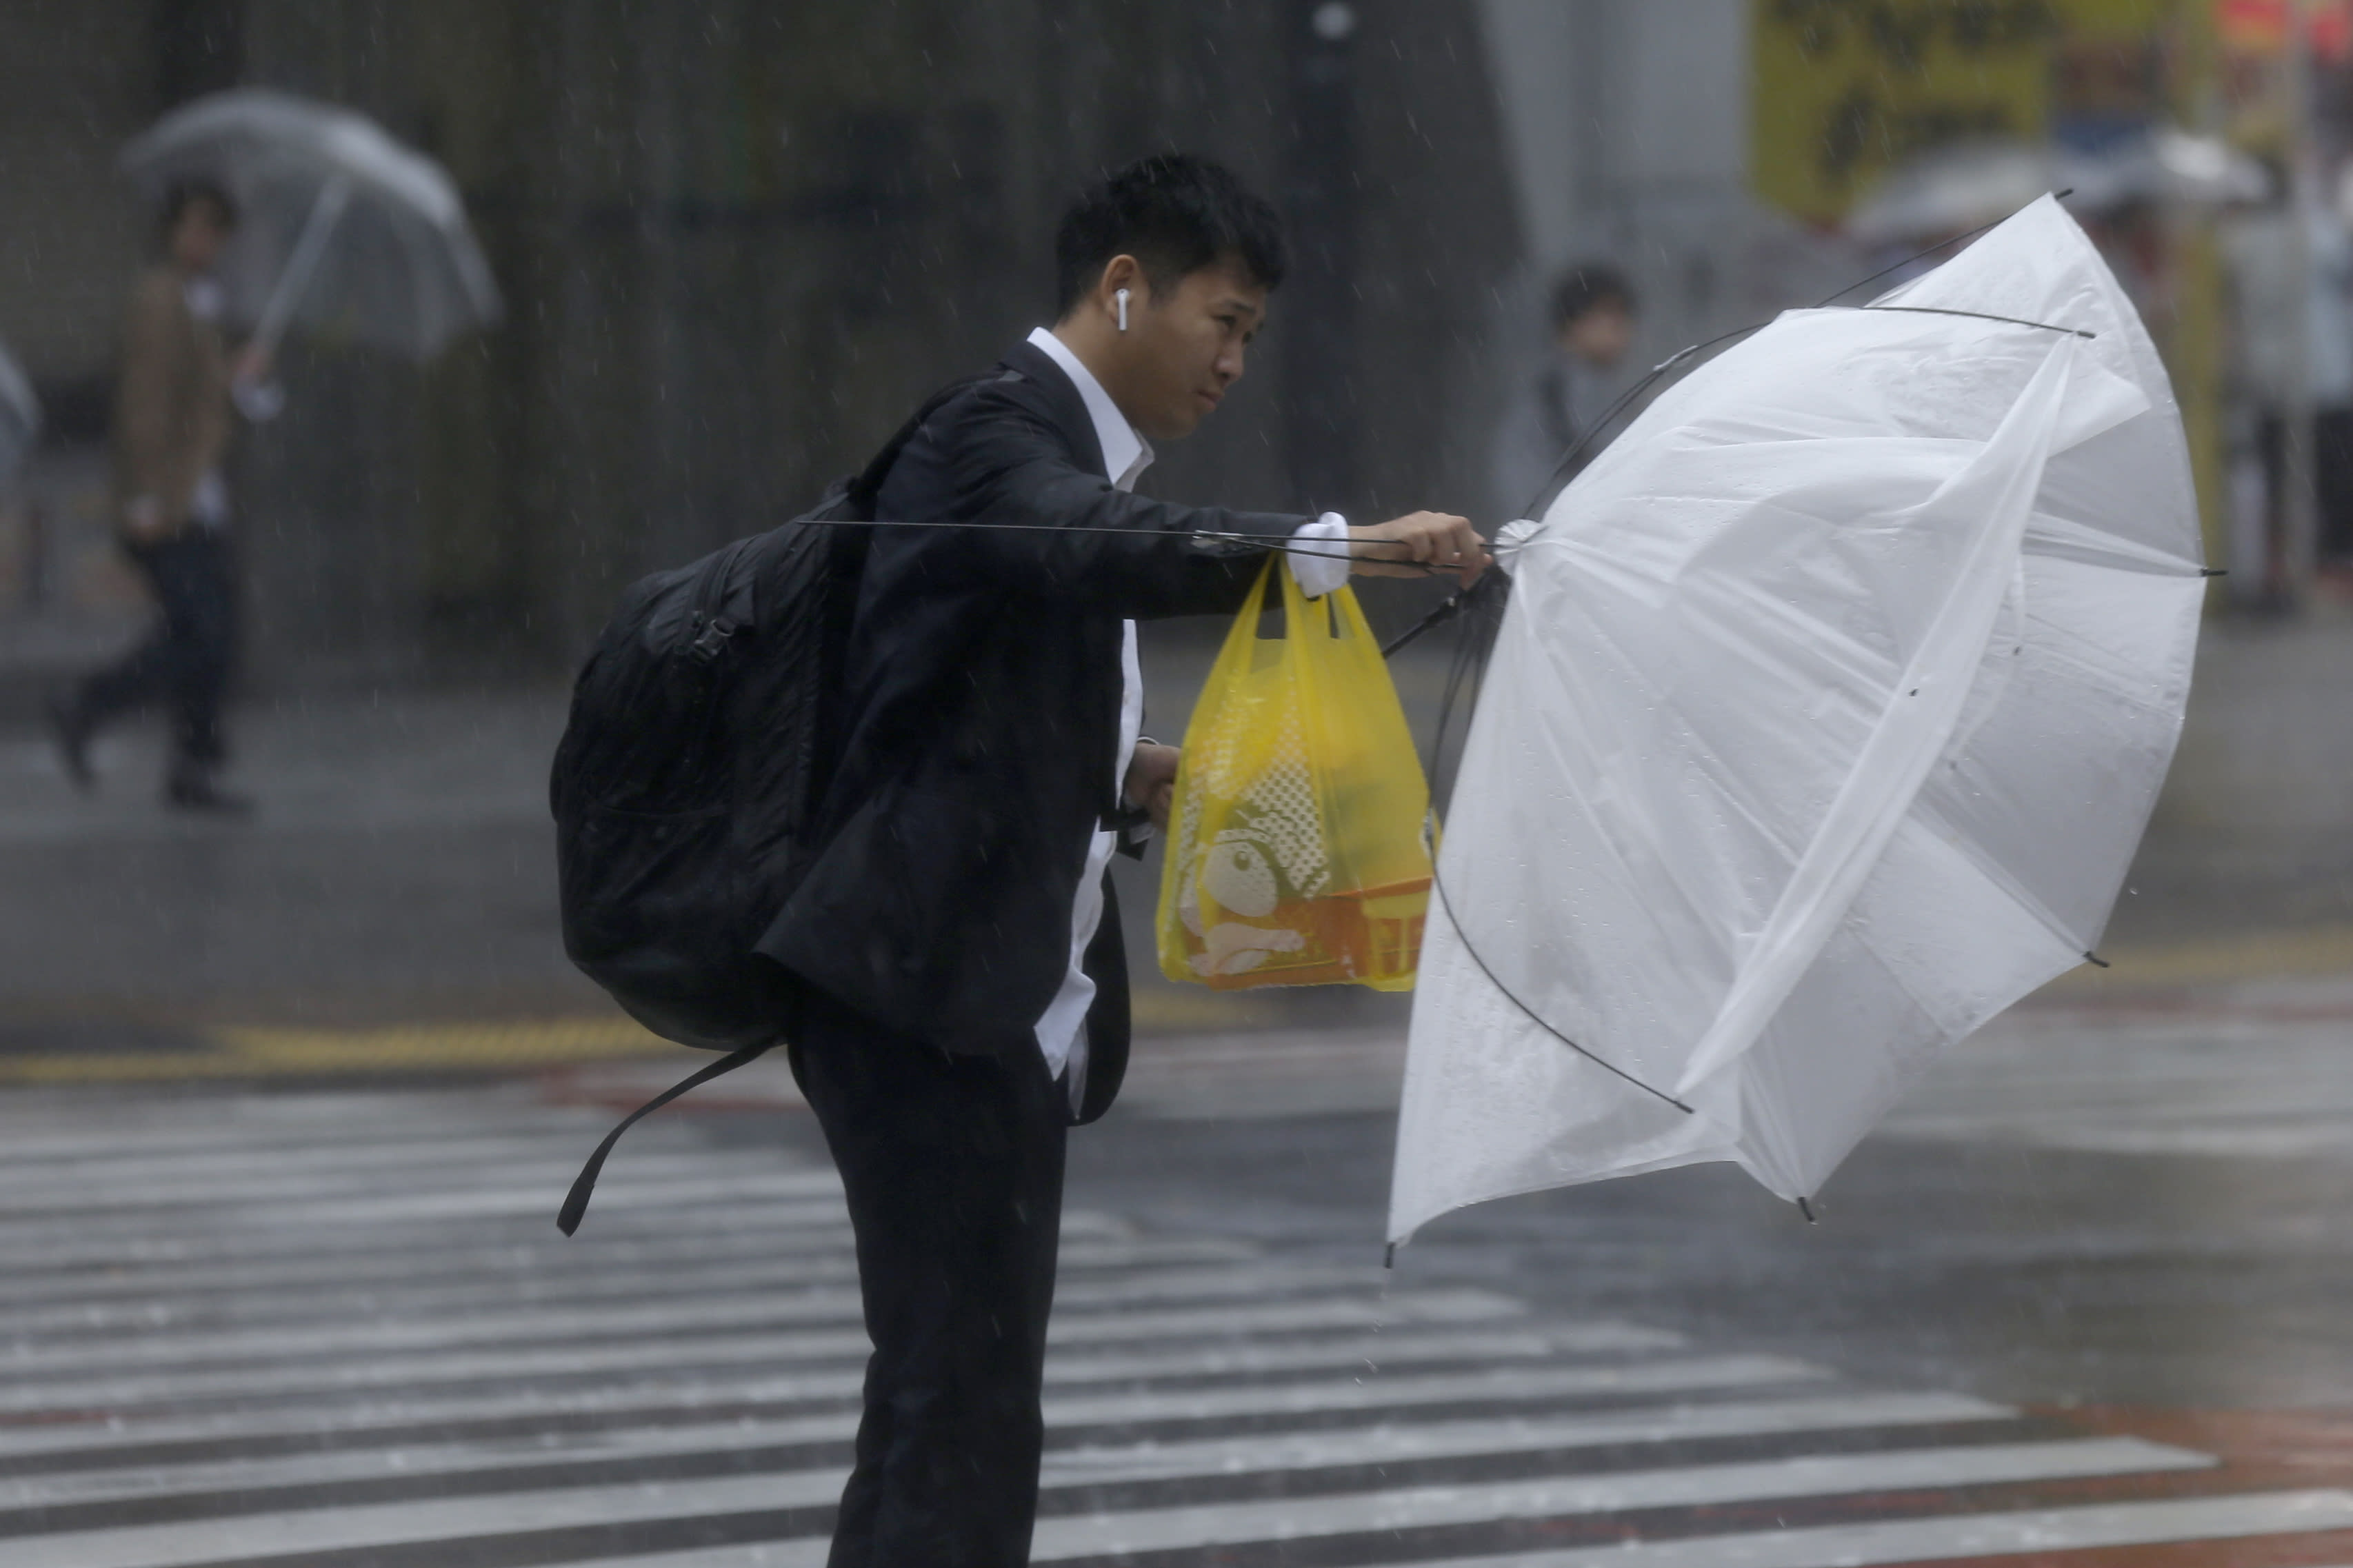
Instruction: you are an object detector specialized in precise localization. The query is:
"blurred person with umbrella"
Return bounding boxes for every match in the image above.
[0,336,35,492]
[50,91,499,810]
[0,339,37,611]
[48,179,258,811]
[119,89,499,391]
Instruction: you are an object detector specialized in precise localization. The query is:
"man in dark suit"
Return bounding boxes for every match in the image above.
[763,154,1488,1565]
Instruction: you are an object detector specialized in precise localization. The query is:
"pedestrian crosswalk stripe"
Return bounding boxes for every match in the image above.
[0,1239,1223,1318]
[0,1391,2010,1516]
[1379,1489,2353,1567]
[575,1489,2353,1568]
[0,1343,1805,1471]
[0,1280,1515,1384]
[0,1437,2205,1568]
[0,1259,1518,1340]
[0,1334,1782,1434]
[0,1086,2339,1568]
[8,1265,1523,1369]
[1023,1438,2211,1560]
[0,1177,847,1235]
[0,1207,1160,1285]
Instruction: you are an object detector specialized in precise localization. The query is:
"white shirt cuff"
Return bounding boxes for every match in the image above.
[1286,512,1351,599]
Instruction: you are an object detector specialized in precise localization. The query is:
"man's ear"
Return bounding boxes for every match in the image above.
[1099,254,1147,314]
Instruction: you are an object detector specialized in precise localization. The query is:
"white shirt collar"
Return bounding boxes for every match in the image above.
[1025,326,1153,491]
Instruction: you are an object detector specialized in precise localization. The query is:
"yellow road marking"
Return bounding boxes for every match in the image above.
[0,1018,671,1084]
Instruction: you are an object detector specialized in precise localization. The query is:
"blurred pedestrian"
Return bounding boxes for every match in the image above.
[762,154,1486,1564]
[1490,261,1638,519]
[2321,163,2353,574]
[49,177,265,812]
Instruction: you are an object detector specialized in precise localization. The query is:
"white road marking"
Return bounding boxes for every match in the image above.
[0,1343,1787,1465]
[5,1263,1519,1369]
[0,1438,2200,1568]
[1383,1488,2353,1566]
[0,1289,1529,1409]
[0,1390,2008,1514]
[1024,1439,2212,1560]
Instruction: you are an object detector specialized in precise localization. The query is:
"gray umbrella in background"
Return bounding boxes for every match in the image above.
[0,339,37,490]
[120,89,500,390]
[1848,131,2270,245]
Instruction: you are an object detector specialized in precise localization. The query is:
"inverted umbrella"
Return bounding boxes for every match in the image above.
[1388,197,2203,1244]
[0,339,35,488]
[120,89,500,370]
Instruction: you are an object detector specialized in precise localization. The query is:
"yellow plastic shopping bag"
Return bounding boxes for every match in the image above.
[1156,559,1432,990]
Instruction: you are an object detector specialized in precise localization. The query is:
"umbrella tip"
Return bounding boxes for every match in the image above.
[1383,1243,1396,1270]
[1797,1196,1818,1224]
[2083,950,2112,969]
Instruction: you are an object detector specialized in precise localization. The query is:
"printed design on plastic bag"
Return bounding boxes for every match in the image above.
[1173,699,1332,978]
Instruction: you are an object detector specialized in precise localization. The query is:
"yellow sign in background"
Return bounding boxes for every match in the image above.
[1752,0,2187,224]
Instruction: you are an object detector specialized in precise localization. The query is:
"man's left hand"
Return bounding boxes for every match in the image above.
[1124,742,1181,832]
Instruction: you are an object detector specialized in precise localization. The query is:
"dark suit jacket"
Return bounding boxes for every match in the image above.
[761,339,1316,1121]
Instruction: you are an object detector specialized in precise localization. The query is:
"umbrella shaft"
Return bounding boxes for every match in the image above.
[252,174,352,356]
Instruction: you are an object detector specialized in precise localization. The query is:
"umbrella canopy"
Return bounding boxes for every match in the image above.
[1388,198,2202,1243]
[0,339,37,488]
[121,88,500,361]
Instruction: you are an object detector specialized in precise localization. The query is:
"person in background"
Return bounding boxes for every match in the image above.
[49,177,265,812]
[1490,261,1638,521]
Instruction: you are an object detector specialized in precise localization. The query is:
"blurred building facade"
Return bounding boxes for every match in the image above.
[11,0,2338,693]
[0,0,1521,682]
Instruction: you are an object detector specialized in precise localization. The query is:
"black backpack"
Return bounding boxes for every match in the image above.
[551,376,984,1234]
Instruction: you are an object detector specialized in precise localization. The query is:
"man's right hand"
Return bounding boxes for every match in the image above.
[1347,512,1490,585]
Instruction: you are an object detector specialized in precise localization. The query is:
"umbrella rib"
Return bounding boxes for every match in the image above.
[1859,304,2094,339]
[1428,863,1696,1117]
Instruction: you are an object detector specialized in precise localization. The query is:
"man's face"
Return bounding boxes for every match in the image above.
[1561,301,1634,370]
[1117,257,1267,441]
[169,202,231,274]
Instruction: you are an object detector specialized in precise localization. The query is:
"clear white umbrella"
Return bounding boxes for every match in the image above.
[0,339,35,489]
[1388,197,2203,1244]
[120,89,501,374]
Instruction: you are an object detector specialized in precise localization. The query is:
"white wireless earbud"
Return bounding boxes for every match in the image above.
[1115,288,1130,332]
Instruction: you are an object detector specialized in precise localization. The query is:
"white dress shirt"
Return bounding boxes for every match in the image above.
[1021,327,1348,1105]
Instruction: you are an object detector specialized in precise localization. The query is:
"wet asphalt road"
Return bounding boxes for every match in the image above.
[0,613,2347,1559]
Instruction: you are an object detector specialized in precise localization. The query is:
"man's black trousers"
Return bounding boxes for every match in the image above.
[788,983,1067,1568]
[74,531,237,774]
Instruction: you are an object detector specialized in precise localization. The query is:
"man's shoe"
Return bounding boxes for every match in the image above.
[46,696,94,794]
[164,772,252,816]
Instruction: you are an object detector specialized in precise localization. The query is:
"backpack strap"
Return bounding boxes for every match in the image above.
[844,370,1005,513]
[557,1039,772,1236]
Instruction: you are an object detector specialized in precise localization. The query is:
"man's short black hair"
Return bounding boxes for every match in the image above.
[1054,154,1287,318]
[1550,263,1634,332]
[161,177,238,234]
